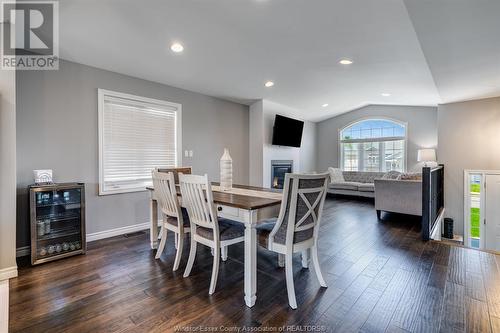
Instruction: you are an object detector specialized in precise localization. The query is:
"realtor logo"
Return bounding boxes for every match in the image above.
[1,0,59,70]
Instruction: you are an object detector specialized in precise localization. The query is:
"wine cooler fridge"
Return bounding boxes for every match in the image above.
[29,183,86,265]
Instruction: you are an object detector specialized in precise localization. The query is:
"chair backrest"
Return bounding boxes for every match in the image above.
[152,170,183,223]
[157,167,192,184]
[270,173,330,248]
[179,174,219,234]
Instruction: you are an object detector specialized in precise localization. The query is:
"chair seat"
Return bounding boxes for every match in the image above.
[256,217,314,246]
[165,207,190,227]
[256,219,277,248]
[196,218,244,241]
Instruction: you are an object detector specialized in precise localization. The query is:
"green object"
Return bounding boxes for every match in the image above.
[471,207,480,238]
[470,184,481,193]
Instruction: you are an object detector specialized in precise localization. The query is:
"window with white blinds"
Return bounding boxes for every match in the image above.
[98,89,181,195]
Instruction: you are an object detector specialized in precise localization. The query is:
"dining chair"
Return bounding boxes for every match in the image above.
[157,166,192,183]
[152,170,190,271]
[256,172,330,309]
[156,167,192,248]
[179,174,245,295]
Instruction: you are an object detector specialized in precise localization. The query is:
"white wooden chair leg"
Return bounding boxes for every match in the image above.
[221,246,228,261]
[183,239,197,277]
[155,226,167,259]
[174,233,179,249]
[285,254,297,309]
[301,249,310,269]
[311,245,327,287]
[278,254,285,267]
[209,247,220,295]
[173,234,183,271]
[157,226,163,240]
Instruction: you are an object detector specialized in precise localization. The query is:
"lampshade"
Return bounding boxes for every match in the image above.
[417,148,436,162]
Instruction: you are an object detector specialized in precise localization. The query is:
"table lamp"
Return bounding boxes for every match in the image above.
[417,148,437,167]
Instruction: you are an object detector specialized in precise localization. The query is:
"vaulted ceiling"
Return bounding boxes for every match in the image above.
[59,0,500,121]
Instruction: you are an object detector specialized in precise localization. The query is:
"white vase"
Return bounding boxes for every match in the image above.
[220,148,233,191]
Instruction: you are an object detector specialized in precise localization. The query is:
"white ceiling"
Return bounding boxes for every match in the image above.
[58,0,500,121]
[404,0,500,104]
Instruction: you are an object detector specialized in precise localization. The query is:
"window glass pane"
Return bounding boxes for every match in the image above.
[382,127,394,137]
[383,140,404,172]
[372,127,382,138]
[470,174,481,249]
[363,142,380,172]
[342,128,351,139]
[341,119,405,140]
[361,128,371,139]
[342,143,359,171]
[394,126,405,137]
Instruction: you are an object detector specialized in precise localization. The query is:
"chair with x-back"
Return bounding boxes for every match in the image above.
[256,172,330,309]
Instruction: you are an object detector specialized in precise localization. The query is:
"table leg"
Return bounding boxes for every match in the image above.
[150,197,158,249]
[244,210,257,307]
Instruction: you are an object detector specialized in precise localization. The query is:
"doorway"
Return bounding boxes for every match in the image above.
[464,170,500,252]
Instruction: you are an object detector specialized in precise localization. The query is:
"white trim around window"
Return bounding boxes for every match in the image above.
[338,117,408,172]
[98,89,182,195]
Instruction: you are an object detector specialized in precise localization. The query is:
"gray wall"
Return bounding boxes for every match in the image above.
[438,97,500,236]
[248,99,317,187]
[249,100,264,186]
[317,104,438,172]
[16,59,249,248]
[0,65,17,276]
[299,121,317,174]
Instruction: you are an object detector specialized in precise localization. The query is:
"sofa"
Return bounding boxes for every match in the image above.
[327,167,423,218]
[327,171,385,198]
[374,177,422,218]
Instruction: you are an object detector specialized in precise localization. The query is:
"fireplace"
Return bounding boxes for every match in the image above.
[271,160,293,189]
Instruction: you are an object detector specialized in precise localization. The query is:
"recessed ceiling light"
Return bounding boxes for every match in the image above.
[170,43,184,53]
[322,104,329,107]
[265,81,274,87]
[381,93,391,97]
[339,59,353,65]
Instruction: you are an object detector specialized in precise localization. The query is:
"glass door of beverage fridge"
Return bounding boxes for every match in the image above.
[30,183,86,265]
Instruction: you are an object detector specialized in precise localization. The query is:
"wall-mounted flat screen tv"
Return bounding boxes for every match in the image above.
[272,114,304,148]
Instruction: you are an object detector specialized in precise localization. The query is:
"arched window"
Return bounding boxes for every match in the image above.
[340,119,406,172]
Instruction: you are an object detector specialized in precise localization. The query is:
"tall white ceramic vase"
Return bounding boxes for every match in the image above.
[220,148,233,191]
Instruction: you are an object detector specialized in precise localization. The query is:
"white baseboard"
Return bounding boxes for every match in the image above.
[86,222,151,242]
[16,221,157,257]
[0,266,18,281]
[0,280,9,333]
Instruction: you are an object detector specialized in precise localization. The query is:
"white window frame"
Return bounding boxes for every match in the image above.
[338,117,408,172]
[463,169,500,250]
[98,89,182,195]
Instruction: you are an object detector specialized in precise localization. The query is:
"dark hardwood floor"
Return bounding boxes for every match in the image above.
[10,196,500,332]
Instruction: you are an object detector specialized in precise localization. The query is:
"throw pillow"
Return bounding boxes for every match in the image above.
[400,172,422,180]
[328,167,344,183]
[382,170,402,180]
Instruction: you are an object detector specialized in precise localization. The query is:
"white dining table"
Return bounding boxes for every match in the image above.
[147,183,283,307]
